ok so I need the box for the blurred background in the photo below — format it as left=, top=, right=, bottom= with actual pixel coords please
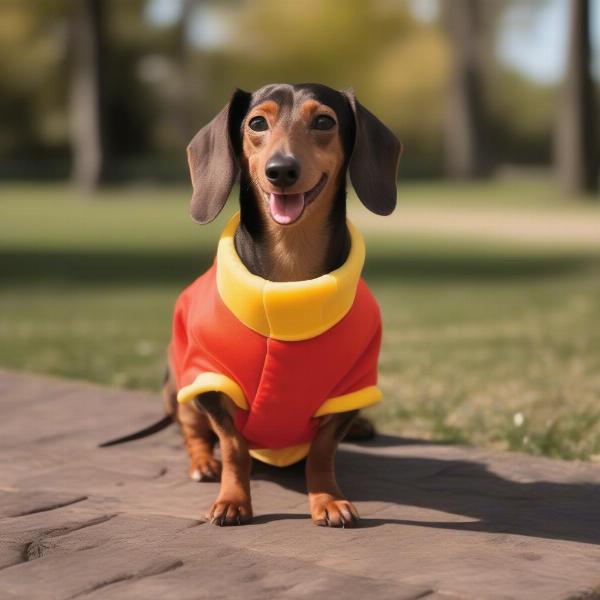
left=1, top=0, right=599, bottom=459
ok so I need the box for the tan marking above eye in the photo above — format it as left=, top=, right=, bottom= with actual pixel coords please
left=299, top=100, right=336, bottom=126
left=246, top=101, right=279, bottom=126
left=300, top=100, right=321, bottom=119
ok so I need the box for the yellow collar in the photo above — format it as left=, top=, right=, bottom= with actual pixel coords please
left=216, top=212, right=365, bottom=341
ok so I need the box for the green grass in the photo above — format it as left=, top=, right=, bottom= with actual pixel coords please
left=2, top=181, right=600, bottom=460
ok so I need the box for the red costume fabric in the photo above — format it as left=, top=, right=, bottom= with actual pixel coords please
left=169, top=214, right=382, bottom=466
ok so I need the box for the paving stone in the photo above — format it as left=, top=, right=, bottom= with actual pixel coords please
left=1, top=369, right=599, bottom=599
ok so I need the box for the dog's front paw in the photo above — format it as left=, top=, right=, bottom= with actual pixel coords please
left=207, top=495, right=253, bottom=526
left=189, top=455, right=222, bottom=482
left=310, top=494, right=359, bottom=528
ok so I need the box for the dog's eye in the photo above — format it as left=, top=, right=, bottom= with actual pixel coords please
left=248, top=116, right=268, bottom=132
left=312, top=115, right=336, bottom=131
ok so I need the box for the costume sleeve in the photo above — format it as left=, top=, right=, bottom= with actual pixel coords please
left=168, top=288, right=192, bottom=391
left=315, top=318, right=383, bottom=417
left=169, top=281, right=248, bottom=410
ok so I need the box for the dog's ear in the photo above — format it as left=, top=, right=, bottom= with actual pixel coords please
left=187, top=89, right=251, bottom=224
left=344, top=91, right=401, bottom=215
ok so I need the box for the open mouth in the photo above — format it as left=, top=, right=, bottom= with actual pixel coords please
left=266, top=174, right=327, bottom=225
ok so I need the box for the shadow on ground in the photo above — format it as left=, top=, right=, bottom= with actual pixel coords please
left=1, top=249, right=597, bottom=286
left=251, top=436, right=600, bottom=545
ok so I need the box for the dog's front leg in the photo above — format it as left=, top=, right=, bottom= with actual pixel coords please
left=306, top=410, right=360, bottom=528
left=194, top=392, right=253, bottom=526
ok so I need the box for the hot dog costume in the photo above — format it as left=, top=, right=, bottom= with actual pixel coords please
left=170, top=212, right=382, bottom=467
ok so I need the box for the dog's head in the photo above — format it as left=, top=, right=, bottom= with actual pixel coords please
left=187, top=83, right=401, bottom=226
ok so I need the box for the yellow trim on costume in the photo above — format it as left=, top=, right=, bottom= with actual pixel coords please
left=314, top=386, right=382, bottom=417
left=216, top=212, right=365, bottom=341
left=177, top=372, right=248, bottom=409
left=249, top=444, right=310, bottom=467
left=248, top=387, right=382, bottom=467
left=177, top=379, right=381, bottom=467
left=248, top=386, right=381, bottom=467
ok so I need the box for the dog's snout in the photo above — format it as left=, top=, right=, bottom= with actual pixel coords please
left=265, top=154, right=300, bottom=187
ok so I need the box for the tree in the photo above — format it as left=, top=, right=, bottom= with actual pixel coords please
left=555, top=0, right=598, bottom=196
left=172, top=0, right=195, bottom=145
left=67, top=0, right=107, bottom=191
left=443, top=0, right=491, bottom=179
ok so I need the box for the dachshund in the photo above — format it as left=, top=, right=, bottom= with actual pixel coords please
left=102, top=83, right=401, bottom=528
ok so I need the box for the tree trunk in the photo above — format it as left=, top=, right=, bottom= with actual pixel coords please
left=555, top=0, right=598, bottom=196
left=173, top=0, right=195, bottom=146
left=67, top=0, right=107, bottom=192
left=443, top=0, right=490, bottom=179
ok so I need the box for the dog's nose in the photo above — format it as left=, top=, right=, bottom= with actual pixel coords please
left=265, top=154, right=300, bottom=187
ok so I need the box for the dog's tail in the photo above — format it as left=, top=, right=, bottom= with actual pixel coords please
left=98, top=414, right=173, bottom=448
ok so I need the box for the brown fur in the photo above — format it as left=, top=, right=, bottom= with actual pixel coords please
left=241, top=99, right=345, bottom=281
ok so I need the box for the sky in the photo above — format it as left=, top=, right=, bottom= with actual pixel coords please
left=498, top=0, right=600, bottom=83
left=146, top=0, right=600, bottom=84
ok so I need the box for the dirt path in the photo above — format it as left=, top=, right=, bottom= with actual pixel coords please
left=353, top=205, right=600, bottom=249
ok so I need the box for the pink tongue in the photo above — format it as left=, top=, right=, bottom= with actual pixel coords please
left=269, top=193, right=304, bottom=224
